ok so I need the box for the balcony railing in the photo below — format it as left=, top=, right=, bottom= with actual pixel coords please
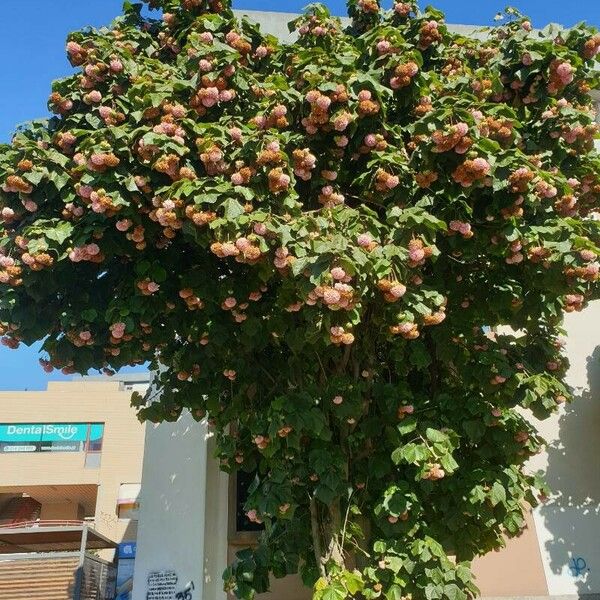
left=0, top=518, right=95, bottom=529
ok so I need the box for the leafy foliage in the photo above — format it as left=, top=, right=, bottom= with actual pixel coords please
left=0, top=0, right=599, bottom=597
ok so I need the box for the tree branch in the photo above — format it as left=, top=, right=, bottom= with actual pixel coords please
left=309, top=494, right=326, bottom=579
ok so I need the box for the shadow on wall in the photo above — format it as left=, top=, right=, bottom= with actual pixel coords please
left=540, top=345, right=600, bottom=594
left=121, top=519, right=138, bottom=542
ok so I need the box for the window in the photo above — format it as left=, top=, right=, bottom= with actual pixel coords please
left=118, top=503, right=139, bottom=520
left=235, top=470, right=264, bottom=533
left=228, top=469, right=264, bottom=546
left=117, top=483, right=141, bottom=520
left=84, top=423, right=104, bottom=469
left=85, top=424, right=104, bottom=452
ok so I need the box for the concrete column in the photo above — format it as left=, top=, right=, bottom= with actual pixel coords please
left=131, top=412, right=209, bottom=600
left=203, top=435, right=229, bottom=600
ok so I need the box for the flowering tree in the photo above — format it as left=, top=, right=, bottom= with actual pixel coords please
left=1, top=0, right=599, bottom=597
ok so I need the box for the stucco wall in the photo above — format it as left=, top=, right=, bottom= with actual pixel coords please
left=529, top=301, right=600, bottom=596
left=131, top=412, right=211, bottom=600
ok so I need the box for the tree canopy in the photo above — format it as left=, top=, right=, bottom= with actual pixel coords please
left=0, top=0, right=599, bottom=598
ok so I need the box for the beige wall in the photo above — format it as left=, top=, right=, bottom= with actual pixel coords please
left=39, top=501, right=81, bottom=522
left=0, top=379, right=146, bottom=546
left=472, top=510, right=549, bottom=596
left=529, top=301, right=600, bottom=596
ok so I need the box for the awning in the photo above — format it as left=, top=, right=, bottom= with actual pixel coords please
left=0, top=525, right=117, bottom=554
left=117, top=483, right=141, bottom=505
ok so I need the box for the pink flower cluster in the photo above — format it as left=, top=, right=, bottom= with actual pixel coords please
left=329, top=326, right=355, bottom=345
left=292, top=148, right=317, bottom=180
left=273, top=247, right=293, bottom=269
left=505, top=240, right=524, bottom=265
left=564, top=294, right=584, bottom=312
left=199, top=145, right=227, bottom=175
left=432, top=122, right=471, bottom=154
left=110, top=322, right=126, bottom=339
left=83, top=90, right=102, bottom=104
left=223, top=369, right=236, bottom=381
left=318, top=185, right=345, bottom=207
left=86, top=152, right=120, bottom=173
left=452, top=157, right=491, bottom=187
left=137, top=279, right=160, bottom=295
left=309, top=279, right=355, bottom=310
left=68, top=243, right=101, bottom=262
left=153, top=120, right=186, bottom=145
left=66, top=40, right=87, bottom=65
left=448, top=220, right=473, bottom=238
left=548, top=60, right=574, bottom=94
left=357, top=233, right=378, bottom=252
left=393, top=2, right=412, bottom=16
left=535, top=180, right=558, bottom=199
left=362, top=134, right=387, bottom=152
left=268, top=168, right=291, bottom=194
left=56, top=131, right=77, bottom=153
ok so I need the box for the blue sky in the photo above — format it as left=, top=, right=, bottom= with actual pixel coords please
left=0, top=0, right=599, bottom=390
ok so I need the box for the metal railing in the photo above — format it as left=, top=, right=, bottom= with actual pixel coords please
left=0, top=518, right=95, bottom=529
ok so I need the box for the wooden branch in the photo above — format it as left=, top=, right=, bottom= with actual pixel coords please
left=309, top=494, right=326, bottom=579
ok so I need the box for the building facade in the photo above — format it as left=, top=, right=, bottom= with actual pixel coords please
left=0, top=374, right=149, bottom=553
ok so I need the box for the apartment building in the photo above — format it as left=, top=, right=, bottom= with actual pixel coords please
left=0, top=374, right=149, bottom=600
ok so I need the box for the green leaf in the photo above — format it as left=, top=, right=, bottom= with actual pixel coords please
left=343, top=570, right=364, bottom=594
left=386, top=584, right=404, bottom=600
left=425, top=583, right=443, bottom=600
left=439, top=454, right=459, bottom=473
left=392, top=443, right=428, bottom=465
left=409, top=342, right=431, bottom=369
left=455, top=564, right=472, bottom=584
left=425, top=428, right=447, bottom=444
left=463, top=420, right=485, bottom=441
left=45, top=222, right=73, bottom=245
left=135, top=260, right=151, bottom=276
left=398, top=416, right=417, bottom=435
left=322, top=582, right=347, bottom=600
left=81, top=309, right=98, bottom=322
left=490, top=482, right=506, bottom=506
left=151, top=264, right=168, bottom=283
left=218, top=192, right=243, bottom=215
left=443, top=583, right=466, bottom=600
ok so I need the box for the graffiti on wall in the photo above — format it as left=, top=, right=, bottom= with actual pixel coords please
left=146, top=571, right=178, bottom=599
left=569, top=556, right=590, bottom=578
left=146, top=571, right=195, bottom=600
left=175, top=582, right=195, bottom=600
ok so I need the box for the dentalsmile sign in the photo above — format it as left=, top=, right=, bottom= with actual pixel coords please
left=0, top=423, right=104, bottom=453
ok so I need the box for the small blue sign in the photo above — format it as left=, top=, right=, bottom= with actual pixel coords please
left=118, top=542, right=137, bottom=559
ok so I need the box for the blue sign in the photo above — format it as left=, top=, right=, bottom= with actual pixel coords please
left=89, top=424, right=104, bottom=442
left=0, top=423, right=87, bottom=442
left=118, top=542, right=137, bottom=559
left=0, top=423, right=104, bottom=453
left=116, top=541, right=137, bottom=600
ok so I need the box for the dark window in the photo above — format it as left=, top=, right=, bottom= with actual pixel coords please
left=236, top=470, right=264, bottom=532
